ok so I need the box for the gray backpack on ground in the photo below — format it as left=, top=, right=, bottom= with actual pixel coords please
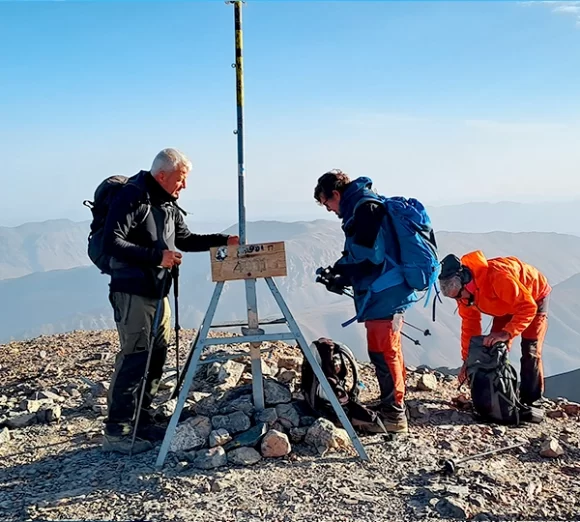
left=464, top=335, right=543, bottom=425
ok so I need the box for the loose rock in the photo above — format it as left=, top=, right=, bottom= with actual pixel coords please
left=417, top=374, right=438, bottom=391
left=264, top=378, right=292, bottom=405
left=540, top=438, right=564, bottom=458
left=169, top=415, right=212, bottom=452
left=277, top=356, right=302, bottom=371
left=254, top=408, right=278, bottom=425
left=0, top=427, right=11, bottom=444
left=305, top=418, right=352, bottom=455
left=5, top=412, right=37, bottom=429
left=212, top=411, right=251, bottom=434
left=192, top=447, right=227, bottom=470
left=261, top=429, right=291, bottom=458
left=216, top=360, right=245, bottom=391
left=228, top=447, right=262, bottom=466
left=223, top=422, right=267, bottom=451
left=209, top=428, right=232, bottom=448
left=275, top=403, right=300, bottom=429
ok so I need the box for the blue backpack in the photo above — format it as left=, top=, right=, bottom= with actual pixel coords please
left=382, top=195, right=440, bottom=295
left=341, top=195, right=440, bottom=327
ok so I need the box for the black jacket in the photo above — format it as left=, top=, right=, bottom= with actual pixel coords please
left=102, top=170, right=229, bottom=298
left=332, top=200, right=387, bottom=279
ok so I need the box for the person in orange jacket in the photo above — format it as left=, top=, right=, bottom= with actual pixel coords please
left=437, top=250, right=551, bottom=405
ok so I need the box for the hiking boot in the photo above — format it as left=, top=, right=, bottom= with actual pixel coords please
left=102, top=433, right=153, bottom=454
left=376, top=404, right=409, bottom=433
left=136, top=422, right=168, bottom=442
left=351, top=417, right=388, bottom=434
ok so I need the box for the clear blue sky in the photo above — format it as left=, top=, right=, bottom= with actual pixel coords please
left=1, top=1, right=580, bottom=226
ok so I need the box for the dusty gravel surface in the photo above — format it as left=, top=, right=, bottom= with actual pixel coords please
left=1, top=330, right=579, bottom=522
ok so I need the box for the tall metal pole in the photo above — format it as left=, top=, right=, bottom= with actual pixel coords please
left=233, top=0, right=246, bottom=245
left=231, top=0, right=265, bottom=409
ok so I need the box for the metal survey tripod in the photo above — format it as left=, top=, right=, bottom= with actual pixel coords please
left=315, top=266, right=431, bottom=345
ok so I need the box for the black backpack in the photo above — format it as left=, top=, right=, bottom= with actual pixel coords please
left=300, top=338, right=384, bottom=432
left=83, top=174, right=149, bottom=275
left=463, top=335, right=543, bottom=425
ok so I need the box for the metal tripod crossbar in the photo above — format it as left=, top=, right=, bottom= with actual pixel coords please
left=154, top=1, right=368, bottom=469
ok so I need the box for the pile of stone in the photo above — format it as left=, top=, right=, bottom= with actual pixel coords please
left=163, top=350, right=354, bottom=469
left=0, top=390, right=63, bottom=444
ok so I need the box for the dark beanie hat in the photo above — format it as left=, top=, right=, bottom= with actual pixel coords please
left=439, top=254, right=463, bottom=280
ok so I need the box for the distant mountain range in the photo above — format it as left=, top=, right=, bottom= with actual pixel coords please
left=3, top=198, right=580, bottom=280
left=0, top=218, right=234, bottom=280
left=0, top=219, right=91, bottom=280
left=1, top=218, right=580, bottom=378
left=427, top=200, right=580, bottom=236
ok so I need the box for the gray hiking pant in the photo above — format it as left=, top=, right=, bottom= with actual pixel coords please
left=105, top=292, right=171, bottom=436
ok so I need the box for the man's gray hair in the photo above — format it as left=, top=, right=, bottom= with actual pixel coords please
left=151, top=148, right=192, bottom=175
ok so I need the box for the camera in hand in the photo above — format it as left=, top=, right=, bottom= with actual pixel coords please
left=315, top=266, right=349, bottom=295
left=315, top=265, right=335, bottom=285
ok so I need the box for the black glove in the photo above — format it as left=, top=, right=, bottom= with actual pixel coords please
left=315, top=266, right=335, bottom=285
left=316, top=265, right=351, bottom=295
left=326, top=273, right=349, bottom=295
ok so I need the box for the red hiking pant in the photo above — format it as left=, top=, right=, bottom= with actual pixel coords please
left=491, top=295, right=549, bottom=404
left=365, top=317, right=406, bottom=406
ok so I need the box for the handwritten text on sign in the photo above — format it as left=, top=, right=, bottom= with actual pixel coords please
left=210, top=241, right=287, bottom=282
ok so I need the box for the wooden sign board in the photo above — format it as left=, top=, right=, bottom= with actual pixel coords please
left=210, top=241, right=287, bottom=282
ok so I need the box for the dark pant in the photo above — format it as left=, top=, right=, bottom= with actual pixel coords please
left=105, top=292, right=171, bottom=436
left=365, top=315, right=406, bottom=409
left=491, top=295, right=549, bottom=405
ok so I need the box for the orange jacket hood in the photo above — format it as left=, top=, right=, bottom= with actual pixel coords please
left=456, top=250, right=551, bottom=360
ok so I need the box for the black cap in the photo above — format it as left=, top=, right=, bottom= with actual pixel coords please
left=439, top=254, right=462, bottom=280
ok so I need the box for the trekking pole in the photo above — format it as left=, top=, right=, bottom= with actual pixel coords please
left=401, top=331, right=422, bottom=345
left=172, top=265, right=181, bottom=386
left=403, top=321, right=431, bottom=337
left=440, top=441, right=528, bottom=474
left=316, top=272, right=430, bottom=346
left=130, top=269, right=169, bottom=456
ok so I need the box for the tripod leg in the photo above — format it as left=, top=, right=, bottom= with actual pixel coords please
left=155, top=281, right=224, bottom=469
left=265, top=277, right=369, bottom=461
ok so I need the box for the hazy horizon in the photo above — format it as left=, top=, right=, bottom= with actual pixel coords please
left=4, top=196, right=580, bottom=230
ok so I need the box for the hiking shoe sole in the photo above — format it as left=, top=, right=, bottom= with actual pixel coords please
left=102, top=434, right=153, bottom=454
left=382, top=420, right=409, bottom=433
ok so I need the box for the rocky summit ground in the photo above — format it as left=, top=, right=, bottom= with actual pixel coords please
left=1, top=329, right=579, bottom=522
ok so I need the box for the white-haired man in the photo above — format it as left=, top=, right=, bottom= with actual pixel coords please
left=101, top=148, right=239, bottom=454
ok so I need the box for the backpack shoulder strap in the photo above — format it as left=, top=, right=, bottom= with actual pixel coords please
left=334, top=342, right=360, bottom=399
left=119, top=175, right=153, bottom=226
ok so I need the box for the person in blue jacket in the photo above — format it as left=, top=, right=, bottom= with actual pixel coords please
left=314, top=169, right=416, bottom=432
